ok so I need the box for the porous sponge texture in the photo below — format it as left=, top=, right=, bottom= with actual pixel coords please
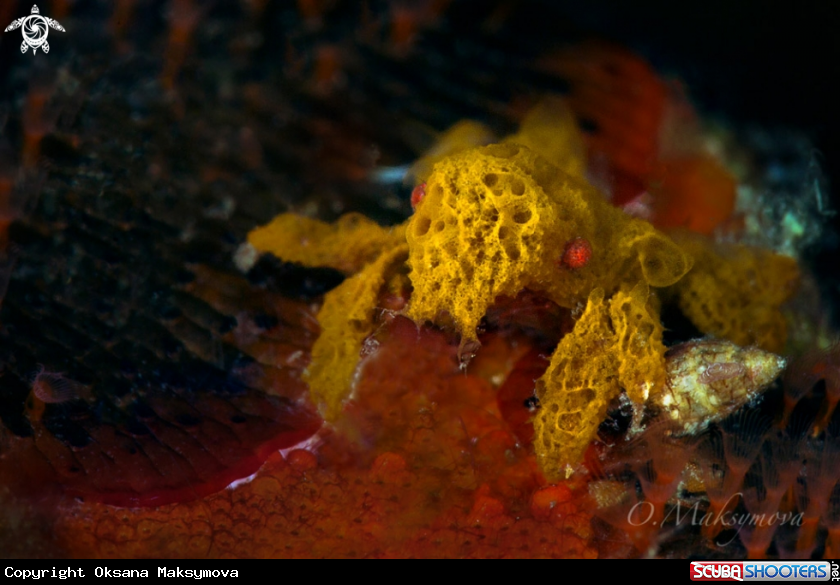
left=610, top=282, right=666, bottom=404
left=534, top=288, right=618, bottom=479
left=247, top=212, right=407, bottom=275
left=306, top=245, right=409, bottom=420
left=670, top=233, right=800, bottom=353
left=504, top=97, right=586, bottom=179
left=405, top=143, right=692, bottom=341
left=534, top=284, right=666, bottom=478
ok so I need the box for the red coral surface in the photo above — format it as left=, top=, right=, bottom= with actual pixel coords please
left=46, top=317, right=596, bottom=558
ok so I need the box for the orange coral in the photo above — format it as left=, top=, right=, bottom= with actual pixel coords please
left=537, top=44, right=737, bottom=235
left=537, top=42, right=667, bottom=182
left=52, top=319, right=597, bottom=559
left=651, top=156, right=737, bottom=235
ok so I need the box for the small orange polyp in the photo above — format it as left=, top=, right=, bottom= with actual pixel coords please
left=411, top=182, right=426, bottom=209
left=560, top=237, right=592, bottom=270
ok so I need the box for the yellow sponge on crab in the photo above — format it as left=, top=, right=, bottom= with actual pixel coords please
left=534, top=283, right=667, bottom=479
left=504, top=97, right=586, bottom=178
left=306, top=244, right=409, bottom=420
left=405, top=143, right=692, bottom=341
left=247, top=212, right=407, bottom=275
left=534, top=288, right=618, bottom=479
left=670, top=232, right=800, bottom=353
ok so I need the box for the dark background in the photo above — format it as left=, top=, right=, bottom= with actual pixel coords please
left=490, top=0, right=840, bottom=188
left=1, top=0, right=839, bottom=294
left=2, top=0, right=838, bottom=183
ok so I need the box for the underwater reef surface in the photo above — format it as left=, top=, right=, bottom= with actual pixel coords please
left=0, top=0, right=839, bottom=559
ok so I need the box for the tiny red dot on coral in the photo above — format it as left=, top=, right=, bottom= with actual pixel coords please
left=410, top=182, right=426, bottom=209
left=286, top=449, right=318, bottom=472
left=530, top=485, right=573, bottom=520
left=560, top=237, right=592, bottom=270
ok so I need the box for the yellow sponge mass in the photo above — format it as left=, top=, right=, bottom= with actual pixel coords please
left=534, top=288, right=618, bottom=479
left=245, top=120, right=799, bottom=476
left=504, top=97, right=586, bottom=178
left=247, top=212, right=407, bottom=275
left=534, top=283, right=667, bottom=479
left=610, top=282, right=667, bottom=405
left=306, top=244, right=409, bottom=420
left=671, top=232, right=799, bottom=353
left=405, top=143, right=692, bottom=341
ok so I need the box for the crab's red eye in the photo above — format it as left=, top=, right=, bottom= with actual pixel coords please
left=411, top=182, right=426, bottom=209
left=559, top=237, right=592, bottom=270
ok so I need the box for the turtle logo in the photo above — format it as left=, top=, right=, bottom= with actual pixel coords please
left=4, top=5, right=65, bottom=55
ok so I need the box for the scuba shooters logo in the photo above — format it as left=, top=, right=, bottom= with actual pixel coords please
left=692, top=563, right=745, bottom=582
left=691, top=561, right=836, bottom=582
left=4, top=5, right=65, bottom=54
